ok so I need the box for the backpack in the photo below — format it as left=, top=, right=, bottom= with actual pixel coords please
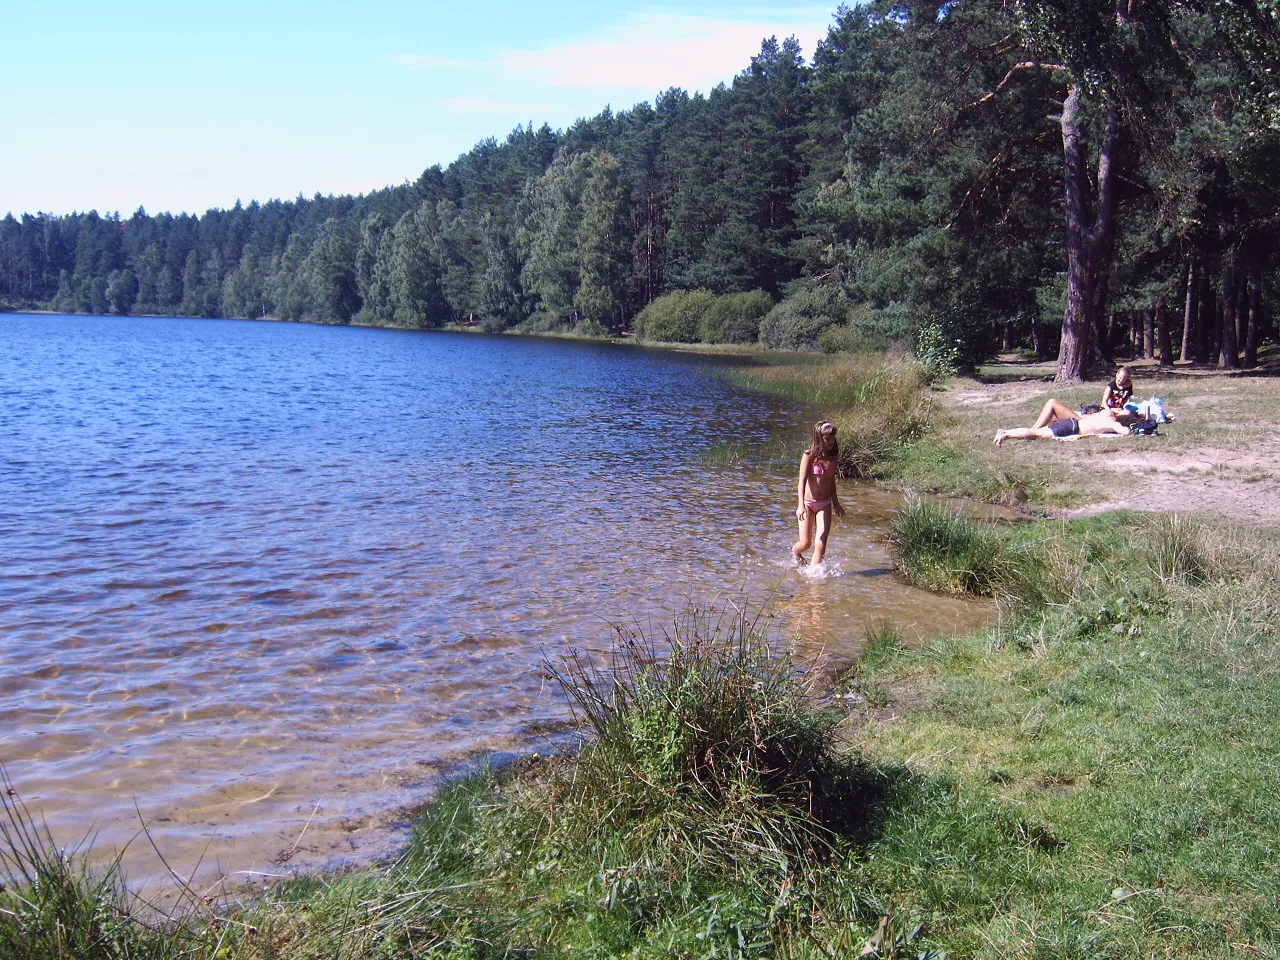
left=1129, top=419, right=1159, bottom=436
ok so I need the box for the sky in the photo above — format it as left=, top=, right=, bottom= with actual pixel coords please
left=1, top=1, right=837, bottom=218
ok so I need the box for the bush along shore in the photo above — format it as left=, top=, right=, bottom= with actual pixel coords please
left=5, top=355, right=1280, bottom=958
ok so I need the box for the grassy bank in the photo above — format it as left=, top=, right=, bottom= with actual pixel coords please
left=5, top=353, right=1279, bottom=957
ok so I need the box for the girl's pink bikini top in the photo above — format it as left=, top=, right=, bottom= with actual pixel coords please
left=811, top=458, right=835, bottom=477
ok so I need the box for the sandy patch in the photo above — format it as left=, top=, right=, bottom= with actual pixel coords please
left=939, top=365, right=1280, bottom=528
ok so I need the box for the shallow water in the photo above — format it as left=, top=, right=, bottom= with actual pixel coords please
left=0, top=314, right=988, bottom=887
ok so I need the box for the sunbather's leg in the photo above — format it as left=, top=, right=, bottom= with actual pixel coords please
left=1032, top=399, right=1078, bottom=429
left=995, top=427, right=1055, bottom=446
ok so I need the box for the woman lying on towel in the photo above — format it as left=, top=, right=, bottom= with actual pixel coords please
left=994, top=399, right=1130, bottom=447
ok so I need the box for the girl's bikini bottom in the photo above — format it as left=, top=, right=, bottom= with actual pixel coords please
left=805, top=497, right=833, bottom=512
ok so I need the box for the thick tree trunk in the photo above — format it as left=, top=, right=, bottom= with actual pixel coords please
left=1056, top=85, right=1120, bottom=383
left=1143, top=308, right=1156, bottom=359
left=1180, top=257, right=1196, bottom=363
left=1157, top=298, right=1173, bottom=366
left=1130, top=311, right=1142, bottom=358
left=1245, top=266, right=1261, bottom=368
left=1219, top=267, right=1240, bottom=369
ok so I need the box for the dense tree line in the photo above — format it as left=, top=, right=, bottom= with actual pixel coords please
left=2, top=0, right=1276, bottom=379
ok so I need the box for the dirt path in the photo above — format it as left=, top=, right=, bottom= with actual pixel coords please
left=940, top=361, right=1280, bottom=528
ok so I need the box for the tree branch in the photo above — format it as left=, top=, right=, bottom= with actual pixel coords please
left=956, top=61, right=1070, bottom=115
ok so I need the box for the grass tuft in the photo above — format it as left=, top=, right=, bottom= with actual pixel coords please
left=889, top=495, right=1031, bottom=598
left=0, top=771, right=205, bottom=960
left=548, top=610, right=872, bottom=867
left=1144, top=513, right=1208, bottom=584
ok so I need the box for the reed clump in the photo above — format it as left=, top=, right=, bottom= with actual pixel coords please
left=888, top=495, right=1038, bottom=598
left=548, top=613, right=866, bottom=867
left=730, top=353, right=934, bottom=478
left=0, top=774, right=207, bottom=960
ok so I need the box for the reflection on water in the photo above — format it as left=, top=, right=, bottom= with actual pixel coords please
left=0, top=314, right=989, bottom=886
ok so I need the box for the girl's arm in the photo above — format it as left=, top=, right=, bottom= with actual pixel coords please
left=796, top=452, right=812, bottom=517
left=832, top=473, right=846, bottom=517
left=1102, top=383, right=1115, bottom=408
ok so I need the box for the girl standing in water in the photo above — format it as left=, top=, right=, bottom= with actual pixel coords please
left=793, top=420, right=845, bottom=566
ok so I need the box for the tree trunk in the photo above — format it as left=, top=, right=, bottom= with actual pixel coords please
left=1031, top=315, right=1048, bottom=358
left=1235, top=269, right=1248, bottom=350
left=1157, top=298, right=1173, bottom=366
left=1002, top=321, right=1016, bottom=352
left=1219, top=267, right=1240, bottom=369
left=1056, top=87, right=1119, bottom=383
left=1142, top=308, right=1156, bottom=359
left=1180, top=257, right=1196, bottom=363
left=1245, top=266, right=1261, bottom=368
left=1096, top=310, right=1115, bottom=365
left=1196, top=276, right=1213, bottom=364
left=1130, top=311, right=1142, bottom=358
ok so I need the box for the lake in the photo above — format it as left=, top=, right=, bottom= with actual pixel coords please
left=0, top=314, right=986, bottom=886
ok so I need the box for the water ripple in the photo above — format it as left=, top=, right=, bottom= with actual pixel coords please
left=0, top=315, right=989, bottom=887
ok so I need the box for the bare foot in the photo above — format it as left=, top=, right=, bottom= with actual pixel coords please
left=994, top=429, right=1008, bottom=447
left=792, top=550, right=807, bottom=566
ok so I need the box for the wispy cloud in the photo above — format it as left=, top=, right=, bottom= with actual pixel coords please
left=391, top=54, right=484, bottom=71
left=393, top=9, right=832, bottom=94
left=440, top=95, right=563, bottom=115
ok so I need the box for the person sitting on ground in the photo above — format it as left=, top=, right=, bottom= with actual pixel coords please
left=1103, top=366, right=1134, bottom=411
left=994, top=400, right=1129, bottom=446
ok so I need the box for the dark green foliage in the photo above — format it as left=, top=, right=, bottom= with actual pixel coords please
left=0, top=3, right=1274, bottom=370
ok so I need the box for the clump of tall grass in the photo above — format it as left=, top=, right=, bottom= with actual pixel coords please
left=0, top=772, right=207, bottom=960
left=1144, top=513, right=1208, bottom=584
left=547, top=611, right=867, bottom=870
left=730, top=353, right=934, bottom=478
left=889, top=496, right=1052, bottom=601
left=729, top=353, right=923, bottom=410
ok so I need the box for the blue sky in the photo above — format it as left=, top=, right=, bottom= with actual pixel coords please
left=1, top=2, right=836, bottom=218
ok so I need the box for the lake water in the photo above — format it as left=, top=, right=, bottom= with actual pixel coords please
left=0, top=314, right=987, bottom=888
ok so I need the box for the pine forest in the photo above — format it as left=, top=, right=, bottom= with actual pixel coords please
left=2, top=0, right=1277, bottom=381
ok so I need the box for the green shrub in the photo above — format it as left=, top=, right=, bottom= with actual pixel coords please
left=817, top=323, right=870, bottom=354
left=518, top=309, right=570, bottom=334
left=699, top=290, right=773, bottom=344
left=913, top=317, right=961, bottom=382
left=758, top=284, right=852, bottom=349
left=574, top=316, right=611, bottom=338
left=633, top=288, right=715, bottom=342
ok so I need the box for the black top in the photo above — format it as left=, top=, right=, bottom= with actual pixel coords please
left=1106, top=379, right=1133, bottom=408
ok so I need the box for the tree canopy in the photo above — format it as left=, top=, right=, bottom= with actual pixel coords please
left=2, top=1, right=1275, bottom=377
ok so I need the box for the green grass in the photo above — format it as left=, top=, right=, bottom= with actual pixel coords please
left=852, top=514, right=1280, bottom=957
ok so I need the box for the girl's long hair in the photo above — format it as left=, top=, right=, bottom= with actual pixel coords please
left=807, top=421, right=839, bottom=461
